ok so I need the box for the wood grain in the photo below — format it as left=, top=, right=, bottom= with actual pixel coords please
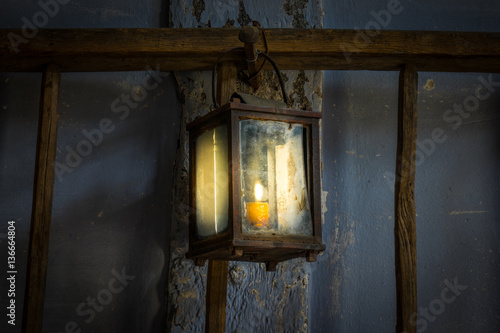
left=394, top=64, right=418, bottom=333
left=1, top=29, right=500, bottom=72
left=216, top=62, right=237, bottom=107
left=206, top=260, right=229, bottom=333
left=22, top=64, right=60, bottom=333
left=205, top=62, right=236, bottom=333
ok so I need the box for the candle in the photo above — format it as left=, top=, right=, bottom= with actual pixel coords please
left=247, top=183, right=270, bottom=228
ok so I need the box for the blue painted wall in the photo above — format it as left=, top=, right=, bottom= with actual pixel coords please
left=312, top=0, right=500, bottom=332
left=0, top=1, right=178, bottom=332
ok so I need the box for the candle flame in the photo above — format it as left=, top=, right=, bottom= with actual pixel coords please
left=255, top=183, right=263, bottom=201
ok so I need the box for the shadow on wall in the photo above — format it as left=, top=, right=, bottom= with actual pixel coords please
left=0, top=70, right=182, bottom=332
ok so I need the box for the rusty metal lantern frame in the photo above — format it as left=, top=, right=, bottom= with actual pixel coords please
left=186, top=48, right=325, bottom=271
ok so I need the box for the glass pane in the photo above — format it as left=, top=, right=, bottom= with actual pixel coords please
left=195, top=125, right=229, bottom=239
left=240, top=119, right=313, bottom=236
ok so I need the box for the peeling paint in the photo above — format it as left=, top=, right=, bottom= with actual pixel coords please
left=238, top=0, right=251, bottom=26
left=290, top=70, right=312, bottom=110
left=321, top=190, right=328, bottom=224
left=192, top=0, right=205, bottom=23
left=424, top=78, right=436, bottom=91
left=283, top=0, right=310, bottom=28
left=229, top=264, right=247, bottom=285
left=171, top=0, right=323, bottom=29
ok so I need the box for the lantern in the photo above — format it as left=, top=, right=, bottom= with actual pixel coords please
left=186, top=53, right=325, bottom=270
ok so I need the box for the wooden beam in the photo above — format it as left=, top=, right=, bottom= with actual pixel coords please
left=22, top=64, right=61, bottom=333
left=394, top=64, right=418, bottom=333
left=205, top=61, right=236, bottom=333
left=1, top=29, right=500, bottom=73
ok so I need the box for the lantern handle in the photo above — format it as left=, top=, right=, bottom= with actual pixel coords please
left=211, top=49, right=289, bottom=109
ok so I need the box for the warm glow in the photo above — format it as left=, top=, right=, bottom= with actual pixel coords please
left=247, top=202, right=269, bottom=228
left=195, top=125, right=229, bottom=239
left=213, top=130, right=217, bottom=233
left=254, top=183, right=263, bottom=201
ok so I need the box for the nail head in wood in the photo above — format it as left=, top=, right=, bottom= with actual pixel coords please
left=239, top=26, right=259, bottom=44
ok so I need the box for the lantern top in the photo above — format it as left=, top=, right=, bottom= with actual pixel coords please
left=186, top=100, right=322, bottom=132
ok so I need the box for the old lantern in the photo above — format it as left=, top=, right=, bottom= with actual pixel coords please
left=186, top=52, right=325, bottom=270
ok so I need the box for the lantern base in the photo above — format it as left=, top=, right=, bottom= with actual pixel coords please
left=186, top=238, right=325, bottom=270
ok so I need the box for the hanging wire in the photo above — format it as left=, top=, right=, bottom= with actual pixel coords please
left=211, top=48, right=288, bottom=109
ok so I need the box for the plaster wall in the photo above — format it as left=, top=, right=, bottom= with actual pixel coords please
left=312, top=1, right=500, bottom=332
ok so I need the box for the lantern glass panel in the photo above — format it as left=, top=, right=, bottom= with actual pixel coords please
left=195, top=124, right=229, bottom=239
left=239, top=119, right=313, bottom=236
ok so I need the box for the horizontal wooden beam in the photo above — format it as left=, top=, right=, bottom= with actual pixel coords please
left=1, top=28, right=500, bottom=73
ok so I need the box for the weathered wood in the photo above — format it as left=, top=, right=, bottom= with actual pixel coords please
left=22, top=64, right=60, bottom=333
left=394, top=64, right=418, bottom=333
left=216, top=62, right=237, bottom=106
left=1, top=29, right=500, bottom=72
left=206, top=260, right=229, bottom=333
left=205, top=62, right=236, bottom=333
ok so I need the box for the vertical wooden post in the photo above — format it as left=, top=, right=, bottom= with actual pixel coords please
left=394, top=64, right=418, bottom=333
left=205, top=260, right=229, bottom=333
left=22, top=64, right=61, bottom=333
left=205, top=61, right=236, bottom=333
left=216, top=61, right=237, bottom=107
